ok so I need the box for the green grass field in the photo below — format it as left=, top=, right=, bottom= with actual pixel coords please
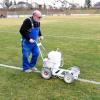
left=0, top=16, right=100, bottom=100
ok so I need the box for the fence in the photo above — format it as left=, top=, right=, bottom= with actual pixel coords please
left=0, top=8, right=100, bottom=18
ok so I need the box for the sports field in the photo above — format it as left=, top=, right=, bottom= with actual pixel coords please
left=0, top=16, right=100, bottom=100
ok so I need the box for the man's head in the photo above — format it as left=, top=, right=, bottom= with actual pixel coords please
left=32, top=10, right=42, bottom=22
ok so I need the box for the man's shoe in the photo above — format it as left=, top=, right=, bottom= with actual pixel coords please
left=32, top=67, right=38, bottom=71
left=24, top=69, right=32, bottom=73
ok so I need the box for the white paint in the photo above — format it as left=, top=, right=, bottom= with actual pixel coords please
left=0, top=64, right=40, bottom=73
left=0, top=30, right=100, bottom=41
left=45, top=35, right=100, bottom=41
left=0, top=64, right=100, bottom=85
left=0, top=64, right=22, bottom=70
left=78, top=78, right=100, bottom=85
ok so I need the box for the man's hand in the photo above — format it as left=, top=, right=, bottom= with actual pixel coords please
left=39, top=36, right=44, bottom=41
left=29, top=39, right=35, bottom=43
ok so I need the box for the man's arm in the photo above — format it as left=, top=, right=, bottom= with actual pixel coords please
left=38, top=23, right=43, bottom=41
left=39, top=29, right=42, bottom=36
left=38, top=29, right=43, bottom=41
left=19, top=18, right=32, bottom=41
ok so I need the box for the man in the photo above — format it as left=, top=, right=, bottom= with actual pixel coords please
left=19, top=10, right=43, bottom=73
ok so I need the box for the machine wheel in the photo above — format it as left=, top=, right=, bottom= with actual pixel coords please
left=64, top=73, right=74, bottom=83
left=41, top=67, right=52, bottom=79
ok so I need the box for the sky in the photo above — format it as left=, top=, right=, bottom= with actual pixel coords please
left=67, top=0, right=100, bottom=6
left=0, top=0, right=100, bottom=6
left=34, top=0, right=100, bottom=6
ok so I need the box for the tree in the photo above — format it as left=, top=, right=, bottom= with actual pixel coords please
left=14, top=0, right=16, bottom=5
left=85, top=0, right=91, bottom=8
left=3, top=0, right=12, bottom=8
left=94, top=2, right=100, bottom=8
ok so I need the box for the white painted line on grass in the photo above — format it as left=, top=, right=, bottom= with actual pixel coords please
left=0, top=63, right=100, bottom=85
left=78, top=78, right=100, bottom=85
left=0, top=64, right=22, bottom=70
left=45, top=35, right=100, bottom=41
left=0, top=30, right=100, bottom=41
left=0, top=64, right=40, bottom=73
